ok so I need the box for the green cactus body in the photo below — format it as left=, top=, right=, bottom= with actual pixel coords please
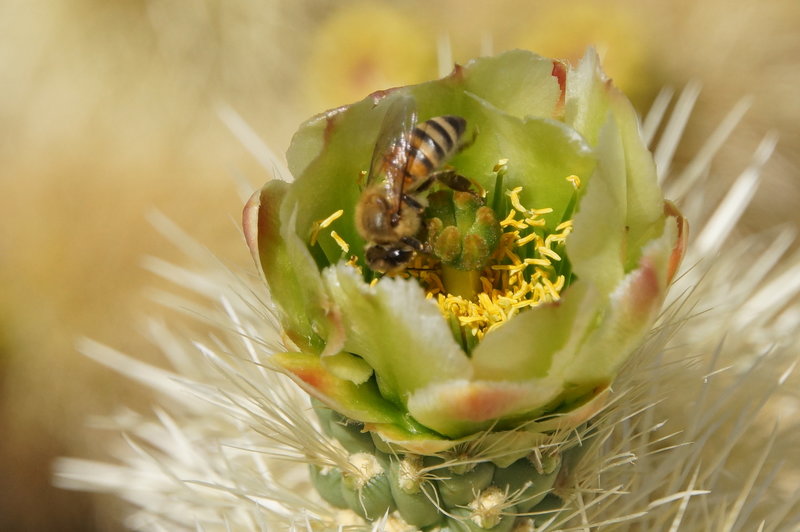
left=310, top=405, right=568, bottom=529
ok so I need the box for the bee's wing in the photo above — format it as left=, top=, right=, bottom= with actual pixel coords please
left=366, top=95, right=417, bottom=204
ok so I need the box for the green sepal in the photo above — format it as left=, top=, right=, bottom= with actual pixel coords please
left=271, top=352, right=403, bottom=425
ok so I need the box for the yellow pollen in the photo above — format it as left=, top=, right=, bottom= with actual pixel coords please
left=493, top=158, right=509, bottom=172
left=330, top=231, right=350, bottom=253
left=555, top=220, right=573, bottom=232
left=317, top=176, right=576, bottom=346
left=566, top=174, right=581, bottom=189
left=420, top=182, right=575, bottom=342
left=537, top=246, right=561, bottom=261
left=507, top=187, right=527, bottom=213
left=515, top=232, right=539, bottom=246
left=309, top=209, right=345, bottom=246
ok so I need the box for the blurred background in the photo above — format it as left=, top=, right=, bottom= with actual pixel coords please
left=1, top=0, right=798, bottom=529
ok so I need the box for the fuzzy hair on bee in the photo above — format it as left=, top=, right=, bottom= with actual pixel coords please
left=355, top=95, right=468, bottom=273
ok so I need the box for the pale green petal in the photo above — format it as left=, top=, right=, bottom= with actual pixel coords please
left=609, top=88, right=666, bottom=269
left=322, top=264, right=471, bottom=404
left=470, top=282, right=599, bottom=381
left=457, top=94, right=596, bottom=228
left=461, top=50, right=562, bottom=120
left=285, top=100, right=383, bottom=266
left=554, top=218, right=679, bottom=389
left=243, top=181, right=339, bottom=353
left=564, top=48, right=666, bottom=271
left=320, top=351, right=374, bottom=385
left=567, top=116, right=627, bottom=296
left=564, top=48, right=611, bottom=147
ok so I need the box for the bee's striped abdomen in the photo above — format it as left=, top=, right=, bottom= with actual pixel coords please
left=406, top=115, right=467, bottom=178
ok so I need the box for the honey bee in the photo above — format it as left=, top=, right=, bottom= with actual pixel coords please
left=355, top=95, right=470, bottom=273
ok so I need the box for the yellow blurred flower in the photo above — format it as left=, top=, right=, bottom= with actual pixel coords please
left=304, top=2, right=437, bottom=110
left=510, top=1, right=655, bottom=105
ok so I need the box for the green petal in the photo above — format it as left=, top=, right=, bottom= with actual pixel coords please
left=554, top=217, right=680, bottom=389
left=564, top=49, right=611, bottom=147
left=457, top=93, right=596, bottom=228
left=470, top=282, right=600, bottom=382
left=243, top=181, right=337, bottom=352
left=564, top=48, right=666, bottom=271
left=320, top=351, right=374, bottom=385
left=322, top=264, right=471, bottom=405
left=609, top=87, right=666, bottom=269
left=461, top=50, right=562, bottom=120
left=567, top=116, right=627, bottom=297
left=285, top=100, right=382, bottom=267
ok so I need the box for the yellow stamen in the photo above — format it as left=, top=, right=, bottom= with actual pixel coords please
left=566, top=174, right=581, bottom=189
left=314, top=177, right=577, bottom=346
left=555, top=220, right=573, bottom=232
left=515, top=232, right=540, bottom=246
left=507, top=187, right=527, bottom=213
left=309, top=209, right=344, bottom=246
left=422, top=180, right=576, bottom=342
left=537, top=246, right=561, bottom=261
left=493, top=158, right=509, bottom=172
left=330, top=231, right=349, bottom=253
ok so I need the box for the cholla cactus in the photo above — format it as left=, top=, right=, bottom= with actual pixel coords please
left=54, top=49, right=800, bottom=531
left=241, top=50, right=686, bottom=527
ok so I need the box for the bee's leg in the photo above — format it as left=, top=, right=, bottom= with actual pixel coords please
left=401, top=193, right=426, bottom=211
left=434, top=169, right=486, bottom=198
left=400, top=236, right=424, bottom=252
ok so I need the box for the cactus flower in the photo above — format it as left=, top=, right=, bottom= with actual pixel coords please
left=244, top=49, right=687, bottom=524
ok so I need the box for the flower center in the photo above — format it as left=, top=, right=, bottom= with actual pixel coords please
left=416, top=186, right=573, bottom=351
left=309, top=173, right=578, bottom=353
